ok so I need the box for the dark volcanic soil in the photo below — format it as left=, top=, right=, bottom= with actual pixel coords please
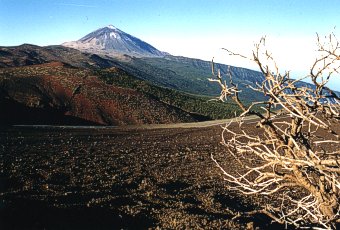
left=1, top=124, right=286, bottom=229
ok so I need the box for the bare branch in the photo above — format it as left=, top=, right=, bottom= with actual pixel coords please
left=211, top=33, right=340, bottom=229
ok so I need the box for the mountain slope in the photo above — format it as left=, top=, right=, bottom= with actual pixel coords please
left=62, top=25, right=167, bottom=57
left=98, top=67, right=243, bottom=120
left=0, top=62, right=204, bottom=125
left=0, top=44, right=101, bottom=68
left=0, top=43, right=266, bottom=101
left=0, top=43, right=136, bottom=74
left=106, top=55, right=267, bottom=101
left=2, top=43, right=328, bottom=105
left=0, top=58, right=247, bottom=126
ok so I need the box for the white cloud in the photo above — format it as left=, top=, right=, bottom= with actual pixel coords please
left=148, top=35, right=317, bottom=70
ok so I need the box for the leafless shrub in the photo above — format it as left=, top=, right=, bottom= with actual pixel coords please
left=210, top=33, right=340, bottom=229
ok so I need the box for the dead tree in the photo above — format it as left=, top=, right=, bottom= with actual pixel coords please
left=210, top=33, right=340, bottom=229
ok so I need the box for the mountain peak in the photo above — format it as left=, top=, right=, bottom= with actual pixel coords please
left=106, top=25, right=117, bottom=30
left=62, top=25, right=168, bottom=57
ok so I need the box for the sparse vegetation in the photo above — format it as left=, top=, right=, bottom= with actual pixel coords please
left=98, top=68, right=244, bottom=120
left=113, top=55, right=267, bottom=102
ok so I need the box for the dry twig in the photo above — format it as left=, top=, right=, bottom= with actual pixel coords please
left=210, top=34, right=340, bottom=229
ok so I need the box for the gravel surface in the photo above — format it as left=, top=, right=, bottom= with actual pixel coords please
left=1, top=123, right=288, bottom=229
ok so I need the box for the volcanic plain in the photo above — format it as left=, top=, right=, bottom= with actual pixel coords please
left=1, top=121, right=288, bottom=229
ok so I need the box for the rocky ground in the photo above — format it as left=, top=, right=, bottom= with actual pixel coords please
left=0, top=124, right=298, bottom=229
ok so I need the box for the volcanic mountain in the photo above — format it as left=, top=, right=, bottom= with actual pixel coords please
left=62, top=25, right=168, bottom=57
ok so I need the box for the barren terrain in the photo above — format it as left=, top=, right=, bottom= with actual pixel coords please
left=0, top=119, right=297, bottom=229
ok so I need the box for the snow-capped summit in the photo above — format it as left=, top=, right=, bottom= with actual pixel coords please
left=106, top=25, right=116, bottom=30
left=62, top=25, right=168, bottom=57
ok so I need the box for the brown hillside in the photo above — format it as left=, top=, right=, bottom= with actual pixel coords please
left=0, top=62, right=200, bottom=125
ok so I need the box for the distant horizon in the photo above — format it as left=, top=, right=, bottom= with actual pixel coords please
left=0, top=0, right=339, bottom=90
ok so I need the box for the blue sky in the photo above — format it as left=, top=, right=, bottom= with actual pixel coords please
left=1, top=0, right=339, bottom=89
